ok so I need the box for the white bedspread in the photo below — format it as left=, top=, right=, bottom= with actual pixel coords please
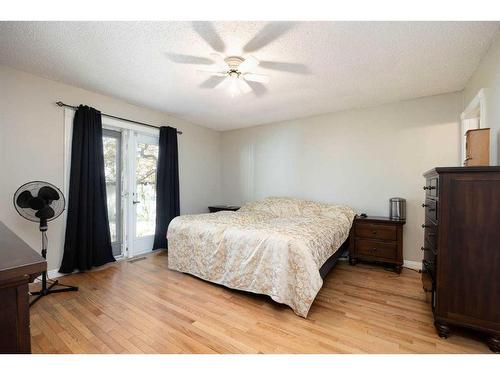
left=167, top=197, right=355, bottom=317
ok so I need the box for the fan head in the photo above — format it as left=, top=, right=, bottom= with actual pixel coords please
left=13, top=181, right=65, bottom=225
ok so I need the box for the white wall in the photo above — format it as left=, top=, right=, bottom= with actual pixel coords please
left=463, top=30, right=500, bottom=165
left=0, top=65, right=221, bottom=271
left=0, top=62, right=481, bottom=268
left=221, top=92, right=463, bottom=263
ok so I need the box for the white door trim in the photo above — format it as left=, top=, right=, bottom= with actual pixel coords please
left=460, top=88, right=487, bottom=165
left=461, top=88, right=486, bottom=125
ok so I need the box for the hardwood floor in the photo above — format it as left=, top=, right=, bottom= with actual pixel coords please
left=30, top=252, right=490, bottom=353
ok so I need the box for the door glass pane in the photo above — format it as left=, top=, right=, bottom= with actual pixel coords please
left=103, top=136, right=119, bottom=242
left=135, top=142, right=158, bottom=237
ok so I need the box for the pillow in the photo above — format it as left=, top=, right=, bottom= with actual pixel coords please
left=240, top=196, right=356, bottom=221
left=239, top=197, right=304, bottom=217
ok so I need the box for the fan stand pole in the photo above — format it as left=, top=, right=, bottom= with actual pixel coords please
left=30, top=228, right=79, bottom=306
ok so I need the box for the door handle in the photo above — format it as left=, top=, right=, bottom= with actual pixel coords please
left=132, top=200, right=141, bottom=204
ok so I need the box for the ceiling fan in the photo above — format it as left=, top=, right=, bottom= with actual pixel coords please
left=197, top=53, right=270, bottom=97
left=167, top=22, right=310, bottom=97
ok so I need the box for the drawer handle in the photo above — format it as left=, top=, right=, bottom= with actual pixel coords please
left=372, top=231, right=377, bottom=235
left=422, top=203, right=428, bottom=207
left=423, top=186, right=436, bottom=190
left=422, top=224, right=429, bottom=228
left=421, top=246, right=428, bottom=251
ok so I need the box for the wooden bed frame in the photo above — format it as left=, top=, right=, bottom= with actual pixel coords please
left=319, top=236, right=350, bottom=279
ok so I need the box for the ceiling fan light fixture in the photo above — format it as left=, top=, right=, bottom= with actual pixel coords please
left=228, top=74, right=241, bottom=97
left=195, top=54, right=270, bottom=97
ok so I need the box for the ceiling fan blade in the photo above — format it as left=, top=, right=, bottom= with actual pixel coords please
left=214, top=76, right=231, bottom=90
left=199, top=75, right=227, bottom=89
left=166, top=53, right=214, bottom=65
left=238, top=79, right=253, bottom=95
left=192, top=22, right=226, bottom=53
left=196, top=68, right=227, bottom=77
left=243, top=73, right=270, bottom=84
left=259, top=60, right=310, bottom=75
left=209, top=53, right=229, bottom=71
left=238, top=56, right=260, bottom=73
left=243, top=22, right=296, bottom=53
left=245, top=81, right=268, bottom=97
left=16, top=190, right=34, bottom=208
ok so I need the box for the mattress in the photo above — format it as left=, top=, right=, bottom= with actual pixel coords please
left=167, top=197, right=355, bottom=317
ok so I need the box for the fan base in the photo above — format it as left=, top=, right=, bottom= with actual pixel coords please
left=30, top=278, right=78, bottom=306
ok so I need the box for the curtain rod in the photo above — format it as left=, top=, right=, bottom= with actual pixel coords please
left=56, top=101, right=183, bottom=135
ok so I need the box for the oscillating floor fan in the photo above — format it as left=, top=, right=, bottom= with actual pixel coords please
left=13, top=181, right=78, bottom=306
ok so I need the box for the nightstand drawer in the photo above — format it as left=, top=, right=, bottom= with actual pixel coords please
left=356, top=239, right=397, bottom=260
left=355, top=224, right=397, bottom=241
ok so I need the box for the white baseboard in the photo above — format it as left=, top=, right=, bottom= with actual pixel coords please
left=34, top=250, right=157, bottom=283
left=404, top=260, right=422, bottom=271
left=32, top=268, right=76, bottom=283
left=48, top=269, right=72, bottom=279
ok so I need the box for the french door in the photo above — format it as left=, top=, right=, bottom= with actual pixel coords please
left=102, top=128, right=159, bottom=258
left=129, top=133, right=159, bottom=256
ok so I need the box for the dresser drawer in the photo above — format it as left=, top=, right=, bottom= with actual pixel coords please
left=355, top=239, right=397, bottom=260
left=424, top=177, right=438, bottom=197
left=421, top=266, right=434, bottom=292
left=423, top=218, right=438, bottom=250
left=355, top=224, right=397, bottom=241
left=424, top=198, right=438, bottom=222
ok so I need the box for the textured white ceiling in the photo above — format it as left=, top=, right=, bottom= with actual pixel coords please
left=0, top=21, right=498, bottom=130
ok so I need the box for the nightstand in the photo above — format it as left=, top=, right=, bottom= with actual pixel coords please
left=208, top=205, right=241, bottom=213
left=348, top=215, right=405, bottom=273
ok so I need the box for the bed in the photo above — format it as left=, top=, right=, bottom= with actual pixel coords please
left=167, top=197, right=356, bottom=317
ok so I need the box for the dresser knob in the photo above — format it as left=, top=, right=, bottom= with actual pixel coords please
left=422, top=224, right=429, bottom=228
left=372, top=231, right=377, bottom=235
left=422, top=203, right=428, bottom=207
left=421, top=246, right=428, bottom=251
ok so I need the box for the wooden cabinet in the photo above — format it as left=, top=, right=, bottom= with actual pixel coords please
left=464, top=128, right=489, bottom=166
left=348, top=216, right=405, bottom=273
left=422, top=167, right=500, bottom=352
left=0, top=222, right=46, bottom=354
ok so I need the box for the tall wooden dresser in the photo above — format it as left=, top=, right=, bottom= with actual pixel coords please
left=421, top=167, right=500, bottom=352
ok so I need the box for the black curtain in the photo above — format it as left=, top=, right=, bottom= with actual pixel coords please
left=153, top=126, right=180, bottom=250
left=59, top=105, right=115, bottom=273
